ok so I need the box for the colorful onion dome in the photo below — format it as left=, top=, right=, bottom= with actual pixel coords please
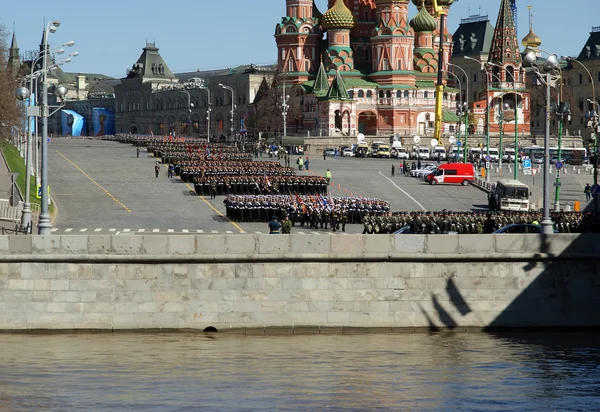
left=410, top=4, right=438, bottom=32
left=322, top=0, right=355, bottom=30
left=522, top=28, right=542, bottom=49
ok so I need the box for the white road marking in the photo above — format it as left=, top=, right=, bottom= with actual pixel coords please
left=167, top=229, right=175, bottom=233
left=226, top=231, right=233, bottom=234
left=255, top=231, right=263, bottom=234
left=138, top=229, right=145, bottom=233
left=51, top=228, right=58, bottom=232
left=297, top=231, right=306, bottom=235
left=182, top=229, right=189, bottom=233
left=109, top=229, right=116, bottom=232
left=575, top=177, right=586, bottom=189
left=312, top=231, right=320, bottom=235
left=211, top=230, right=218, bottom=234
left=123, top=229, right=131, bottom=233
left=65, top=228, right=73, bottom=232
left=239, top=231, right=246, bottom=234
left=378, top=171, right=427, bottom=212
left=94, top=228, right=102, bottom=232
left=153, top=229, right=160, bottom=233
left=196, top=230, right=204, bottom=233
left=79, top=229, right=87, bottom=232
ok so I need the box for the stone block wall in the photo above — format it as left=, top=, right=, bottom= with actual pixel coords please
left=0, top=234, right=598, bottom=332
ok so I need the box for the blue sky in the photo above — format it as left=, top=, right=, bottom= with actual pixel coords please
left=2, top=0, right=596, bottom=78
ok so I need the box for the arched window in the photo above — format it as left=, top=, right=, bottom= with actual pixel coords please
left=386, top=90, right=392, bottom=98
left=379, top=90, right=384, bottom=98
left=396, top=90, right=402, bottom=98
left=506, top=66, right=515, bottom=83
left=358, top=90, right=365, bottom=98
left=348, top=90, right=354, bottom=98
left=367, top=90, right=373, bottom=98
left=404, top=90, right=409, bottom=98
left=424, top=91, right=429, bottom=98
left=443, top=92, right=449, bottom=100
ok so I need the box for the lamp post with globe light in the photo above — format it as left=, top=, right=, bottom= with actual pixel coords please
left=219, top=83, right=235, bottom=140
left=523, top=50, right=561, bottom=234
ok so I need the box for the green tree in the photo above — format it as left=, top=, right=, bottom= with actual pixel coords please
left=0, top=22, right=20, bottom=141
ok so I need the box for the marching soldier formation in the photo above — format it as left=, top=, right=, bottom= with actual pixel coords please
left=364, top=210, right=595, bottom=234
left=224, top=195, right=390, bottom=231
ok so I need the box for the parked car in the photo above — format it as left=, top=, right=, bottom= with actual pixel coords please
left=325, top=147, right=336, bottom=156
left=411, top=164, right=437, bottom=178
left=533, top=156, right=544, bottom=164
left=425, top=163, right=475, bottom=186
left=493, top=223, right=558, bottom=234
left=342, top=148, right=355, bottom=157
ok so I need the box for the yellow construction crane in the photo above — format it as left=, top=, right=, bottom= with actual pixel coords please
left=432, top=0, right=445, bottom=146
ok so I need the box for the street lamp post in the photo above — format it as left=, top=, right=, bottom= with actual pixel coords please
left=219, top=84, right=235, bottom=140
left=464, top=55, right=492, bottom=180
left=180, top=89, right=191, bottom=137
left=448, top=63, right=469, bottom=162
left=38, top=20, right=62, bottom=235
left=15, top=87, right=32, bottom=231
left=523, top=51, right=561, bottom=234
left=281, top=82, right=290, bottom=139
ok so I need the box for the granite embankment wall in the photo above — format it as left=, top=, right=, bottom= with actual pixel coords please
left=0, top=234, right=599, bottom=333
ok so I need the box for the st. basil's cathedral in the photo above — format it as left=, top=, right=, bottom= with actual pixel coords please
left=274, top=0, right=530, bottom=140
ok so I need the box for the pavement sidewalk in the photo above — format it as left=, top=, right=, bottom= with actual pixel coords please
left=0, top=146, right=20, bottom=202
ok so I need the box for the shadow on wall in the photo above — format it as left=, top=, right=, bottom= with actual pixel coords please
left=422, top=234, right=600, bottom=331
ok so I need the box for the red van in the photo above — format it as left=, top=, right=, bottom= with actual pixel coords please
left=426, top=163, right=475, bottom=186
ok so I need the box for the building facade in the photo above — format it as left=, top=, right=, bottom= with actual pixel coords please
left=276, top=0, right=461, bottom=138
left=276, top=0, right=532, bottom=142
left=114, top=43, right=274, bottom=138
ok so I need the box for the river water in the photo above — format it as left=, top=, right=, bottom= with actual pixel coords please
left=0, top=332, right=599, bottom=411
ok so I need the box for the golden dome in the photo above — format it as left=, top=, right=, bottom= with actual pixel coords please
left=522, top=28, right=542, bottom=49
left=322, top=0, right=355, bottom=30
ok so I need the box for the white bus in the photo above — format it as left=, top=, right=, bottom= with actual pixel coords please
left=488, top=179, right=530, bottom=212
left=502, top=148, right=516, bottom=162
left=433, top=146, right=447, bottom=160
left=488, top=148, right=500, bottom=162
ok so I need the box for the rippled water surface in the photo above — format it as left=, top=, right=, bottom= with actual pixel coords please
left=1, top=332, right=599, bottom=411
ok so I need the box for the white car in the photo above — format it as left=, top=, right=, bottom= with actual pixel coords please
left=411, top=165, right=437, bottom=177
left=342, top=148, right=354, bottom=157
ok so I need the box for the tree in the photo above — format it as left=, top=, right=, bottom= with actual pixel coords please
left=246, top=73, right=303, bottom=140
left=0, top=23, right=21, bottom=141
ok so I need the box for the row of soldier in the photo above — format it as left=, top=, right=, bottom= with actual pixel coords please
left=195, top=176, right=330, bottom=196
left=177, top=162, right=295, bottom=183
left=364, top=211, right=595, bottom=234
left=223, top=195, right=390, bottom=225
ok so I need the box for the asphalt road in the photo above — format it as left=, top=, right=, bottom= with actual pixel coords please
left=46, top=140, right=591, bottom=233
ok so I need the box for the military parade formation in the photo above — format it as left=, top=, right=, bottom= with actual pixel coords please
left=224, top=195, right=390, bottom=230
left=108, top=134, right=600, bottom=234
left=363, top=211, right=595, bottom=234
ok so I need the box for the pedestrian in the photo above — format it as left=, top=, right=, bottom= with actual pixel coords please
left=154, top=163, right=160, bottom=178
left=136, top=147, right=140, bottom=158
left=305, top=157, right=310, bottom=171
left=297, top=156, right=304, bottom=171
left=323, top=149, right=327, bottom=160
left=281, top=215, right=292, bottom=234
left=325, top=168, right=332, bottom=184
left=168, top=164, right=174, bottom=179
left=268, top=216, right=281, bottom=234
left=584, top=183, right=592, bottom=201
left=391, top=164, right=395, bottom=177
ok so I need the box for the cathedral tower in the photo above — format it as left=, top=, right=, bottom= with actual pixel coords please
left=370, top=0, right=415, bottom=78
left=7, top=29, right=21, bottom=76
left=275, top=0, right=323, bottom=84
left=322, top=0, right=356, bottom=72
left=409, top=2, right=437, bottom=74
